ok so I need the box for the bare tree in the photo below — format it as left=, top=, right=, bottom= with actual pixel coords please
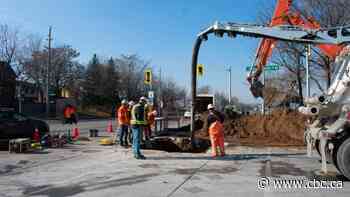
left=0, top=24, right=19, bottom=66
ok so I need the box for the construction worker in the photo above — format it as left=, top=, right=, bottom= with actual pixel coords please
left=63, top=104, right=79, bottom=139
left=130, top=97, right=148, bottom=160
left=117, top=99, right=130, bottom=147
left=207, top=104, right=225, bottom=157
left=146, top=107, right=157, bottom=137
left=127, top=101, right=135, bottom=144
left=143, top=104, right=152, bottom=141
left=63, top=104, right=77, bottom=124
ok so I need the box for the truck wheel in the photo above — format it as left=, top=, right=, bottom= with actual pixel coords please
left=337, top=137, right=350, bottom=180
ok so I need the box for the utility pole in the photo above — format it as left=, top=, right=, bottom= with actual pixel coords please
left=262, top=69, right=265, bottom=115
left=305, top=44, right=311, bottom=98
left=46, top=26, right=52, bottom=118
left=226, top=66, right=232, bottom=104
left=158, top=67, right=162, bottom=116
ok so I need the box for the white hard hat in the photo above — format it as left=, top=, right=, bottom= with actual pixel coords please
left=121, top=99, right=128, bottom=105
left=128, top=101, right=135, bottom=106
left=140, top=96, right=147, bottom=102
left=207, top=104, right=215, bottom=110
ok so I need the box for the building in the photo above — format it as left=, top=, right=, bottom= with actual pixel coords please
left=16, top=81, right=43, bottom=103
left=0, top=61, right=16, bottom=108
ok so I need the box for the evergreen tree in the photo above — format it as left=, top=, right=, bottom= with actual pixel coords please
left=83, top=54, right=102, bottom=104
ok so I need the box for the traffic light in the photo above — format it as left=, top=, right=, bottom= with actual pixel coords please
left=197, top=64, right=204, bottom=76
left=144, top=69, right=152, bottom=85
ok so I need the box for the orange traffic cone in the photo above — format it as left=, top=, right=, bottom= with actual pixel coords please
left=72, top=127, right=80, bottom=139
left=107, top=121, right=113, bottom=133
left=33, top=128, right=40, bottom=142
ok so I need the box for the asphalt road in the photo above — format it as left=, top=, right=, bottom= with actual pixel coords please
left=48, top=118, right=187, bottom=135
left=0, top=141, right=349, bottom=197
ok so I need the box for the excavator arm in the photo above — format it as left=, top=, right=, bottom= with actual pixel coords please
left=250, top=0, right=344, bottom=98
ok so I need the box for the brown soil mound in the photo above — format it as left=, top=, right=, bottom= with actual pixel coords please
left=195, top=109, right=307, bottom=146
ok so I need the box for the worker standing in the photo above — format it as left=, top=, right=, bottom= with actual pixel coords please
left=63, top=104, right=77, bottom=124
left=130, top=97, right=148, bottom=160
left=207, top=104, right=225, bottom=157
left=147, top=107, right=157, bottom=137
left=143, top=104, right=152, bottom=141
left=63, top=104, right=79, bottom=137
left=117, top=100, right=130, bottom=147
left=127, top=101, right=135, bottom=144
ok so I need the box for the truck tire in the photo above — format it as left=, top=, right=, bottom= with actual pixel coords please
left=337, top=137, right=350, bottom=180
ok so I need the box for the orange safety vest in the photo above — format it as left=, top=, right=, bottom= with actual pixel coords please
left=64, top=107, right=72, bottom=118
left=148, top=112, right=156, bottom=126
left=117, top=105, right=129, bottom=125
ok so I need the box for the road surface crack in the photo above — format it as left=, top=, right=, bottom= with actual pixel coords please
left=166, top=161, right=209, bottom=197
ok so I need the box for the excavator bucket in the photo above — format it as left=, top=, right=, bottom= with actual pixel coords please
left=250, top=80, right=264, bottom=98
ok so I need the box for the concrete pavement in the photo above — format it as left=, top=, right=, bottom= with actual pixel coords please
left=0, top=140, right=349, bottom=197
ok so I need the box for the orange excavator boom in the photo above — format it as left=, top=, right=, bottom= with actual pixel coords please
left=248, top=0, right=343, bottom=98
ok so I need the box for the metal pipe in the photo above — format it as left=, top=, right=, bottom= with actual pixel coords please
left=190, top=37, right=203, bottom=143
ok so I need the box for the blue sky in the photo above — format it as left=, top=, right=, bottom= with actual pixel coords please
left=1, top=0, right=274, bottom=103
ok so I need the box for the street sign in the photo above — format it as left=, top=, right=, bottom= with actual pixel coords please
left=148, top=91, right=154, bottom=99
left=144, top=68, right=152, bottom=85
left=197, top=64, right=204, bottom=76
left=246, top=64, right=280, bottom=72
left=148, top=91, right=154, bottom=105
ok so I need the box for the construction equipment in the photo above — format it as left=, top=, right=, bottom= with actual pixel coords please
left=248, top=0, right=344, bottom=98
left=99, top=137, right=114, bottom=145
left=190, top=22, right=350, bottom=179
left=195, top=94, right=215, bottom=113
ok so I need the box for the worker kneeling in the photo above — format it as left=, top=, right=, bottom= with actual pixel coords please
left=207, top=104, right=225, bottom=157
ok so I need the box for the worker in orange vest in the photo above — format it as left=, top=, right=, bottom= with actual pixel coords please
left=63, top=104, right=77, bottom=124
left=146, top=108, right=157, bottom=137
left=117, top=100, right=130, bottom=147
left=207, top=104, right=225, bottom=157
left=63, top=104, right=79, bottom=139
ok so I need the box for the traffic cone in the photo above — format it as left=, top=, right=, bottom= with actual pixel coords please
left=107, top=121, right=113, bottom=133
left=33, top=128, right=40, bottom=142
left=72, top=127, right=80, bottom=139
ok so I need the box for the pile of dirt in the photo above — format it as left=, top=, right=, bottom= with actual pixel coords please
left=195, top=109, right=307, bottom=146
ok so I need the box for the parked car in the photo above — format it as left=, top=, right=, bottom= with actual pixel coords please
left=0, top=110, right=49, bottom=141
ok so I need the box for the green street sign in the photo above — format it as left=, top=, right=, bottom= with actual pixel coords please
left=246, top=64, right=280, bottom=72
